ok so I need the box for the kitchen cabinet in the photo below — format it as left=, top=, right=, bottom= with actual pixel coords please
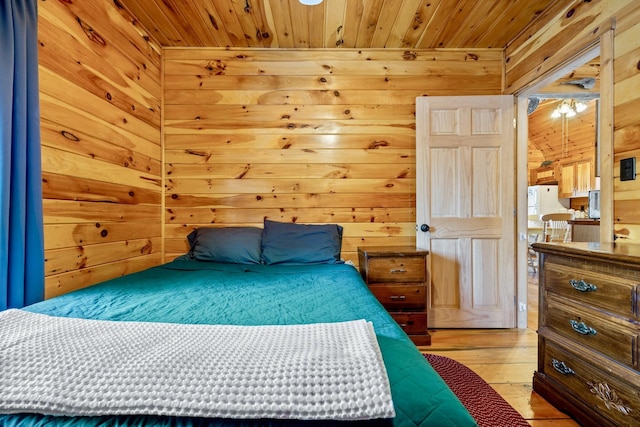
left=559, top=160, right=594, bottom=198
left=531, top=166, right=558, bottom=185
left=569, top=220, right=600, bottom=242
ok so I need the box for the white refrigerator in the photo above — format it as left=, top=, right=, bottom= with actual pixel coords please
left=527, top=185, right=568, bottom=218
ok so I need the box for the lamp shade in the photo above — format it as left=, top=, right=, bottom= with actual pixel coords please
left=299, top=0, right=323, bottom=4
left=558, top=101, right=572, bottom=114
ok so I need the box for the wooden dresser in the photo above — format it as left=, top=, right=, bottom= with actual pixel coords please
left=358, top=246, right=430, bottom=345
left=533, top=242, right=640, bottom=427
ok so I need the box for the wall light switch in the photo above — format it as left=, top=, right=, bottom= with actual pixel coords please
left=620, top=157, right=636, bottom=181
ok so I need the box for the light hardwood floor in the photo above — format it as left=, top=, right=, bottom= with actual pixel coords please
left=417, top=272, right=580, bottom=426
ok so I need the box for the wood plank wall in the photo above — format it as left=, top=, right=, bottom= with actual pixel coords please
left=38, top=0, right=163, bottom=298
left=612, top=7, right=640, bottom=240
left=505, top=0, right=640, bottom=241
left=163, top=48, right=503, bottom=264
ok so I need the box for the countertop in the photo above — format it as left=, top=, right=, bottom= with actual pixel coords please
left=568, top=219, right=600, bottom=225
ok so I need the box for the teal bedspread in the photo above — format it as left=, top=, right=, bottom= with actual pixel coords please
left=1, top=260, right=477, bottom=427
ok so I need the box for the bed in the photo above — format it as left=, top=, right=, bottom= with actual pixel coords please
left=0, top=221, right=478, bottom=427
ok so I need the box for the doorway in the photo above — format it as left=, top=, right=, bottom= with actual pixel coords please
left=515, top=42, right=612, bottom=329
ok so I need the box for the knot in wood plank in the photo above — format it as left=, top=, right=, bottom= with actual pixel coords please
left=402, top=51, right=417, bottom=60
left=61, top=130, right=80, bottom=142
left=368, top=140, right=389, bottom=149
left=76, top=17, right=106, bottom=46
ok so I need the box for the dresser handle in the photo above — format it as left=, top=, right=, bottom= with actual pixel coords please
left=569, top=279, right=597, bottom=293
left=390, top=269, right=407, bottom=274
left=570, top=319, right=597, bottom=335
left=552, top=359, right=575, bottom=375
left=390, top=295, right=406, bottom=300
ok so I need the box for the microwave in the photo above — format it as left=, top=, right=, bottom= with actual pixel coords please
left=588, top=190, right=600, bottom=219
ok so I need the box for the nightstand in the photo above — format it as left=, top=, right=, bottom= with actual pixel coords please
left=358, top=246, right=431, bottom=345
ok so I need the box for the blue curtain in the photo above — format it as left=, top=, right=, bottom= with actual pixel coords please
left=0, top=0, right=44, bottom=310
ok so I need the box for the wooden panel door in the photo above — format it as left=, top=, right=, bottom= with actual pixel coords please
left=416, top=96, right=516, bottom=328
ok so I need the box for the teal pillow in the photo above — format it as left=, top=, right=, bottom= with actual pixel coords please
left=187, top=227, right=262, bottom=264
left=260, top=220, right=343, bottom=265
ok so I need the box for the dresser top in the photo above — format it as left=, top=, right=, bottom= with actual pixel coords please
left=532, top=241, right=640, bottom=267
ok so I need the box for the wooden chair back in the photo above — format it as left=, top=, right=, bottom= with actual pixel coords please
left=541, top=213, right=573, bottom=242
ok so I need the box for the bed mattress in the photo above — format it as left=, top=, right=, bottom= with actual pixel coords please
left=0, top=260, right=477, bottom=427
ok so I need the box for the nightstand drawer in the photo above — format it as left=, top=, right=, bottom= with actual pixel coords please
left=546, top=296, right=639, bottom=369
left=369, top=284, right=426, bottom=308
left=545, top=263, right=640, bottom=319
left=390, top=313, right=427, bottom=335
left=542, top=340, right=640, bottom=427
left=367, top=257, right=426, bottom=283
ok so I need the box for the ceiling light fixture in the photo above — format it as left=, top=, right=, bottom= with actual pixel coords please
left=299, top=0, right=323, bottom=5
left=575, top=100, right=588, bottom=112
left=551, top=99, right=588, bottom=118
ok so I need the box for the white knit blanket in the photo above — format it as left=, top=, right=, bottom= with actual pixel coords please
left=0, top=309, right=394, bottom=420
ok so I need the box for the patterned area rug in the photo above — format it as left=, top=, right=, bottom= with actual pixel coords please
left=424, top=354, right=530, bottom=427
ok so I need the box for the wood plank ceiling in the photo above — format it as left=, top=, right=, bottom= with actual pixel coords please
left=116, top=0, right=559, bottom=49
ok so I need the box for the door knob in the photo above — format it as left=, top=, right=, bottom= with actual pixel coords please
left=420, top=224, right=430, bottom=232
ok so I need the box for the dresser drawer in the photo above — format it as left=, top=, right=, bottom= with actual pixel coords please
left=369, top=284, right=426, bottom=309
left=546, top=296, right=639, bottom=369
left=545, top=263, right=640, bottom=319
left=542, top=340, right=640, bottom=427
left=366, top=257, right=426, bottom=283
left=389, top=312, right=427, bottom=335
